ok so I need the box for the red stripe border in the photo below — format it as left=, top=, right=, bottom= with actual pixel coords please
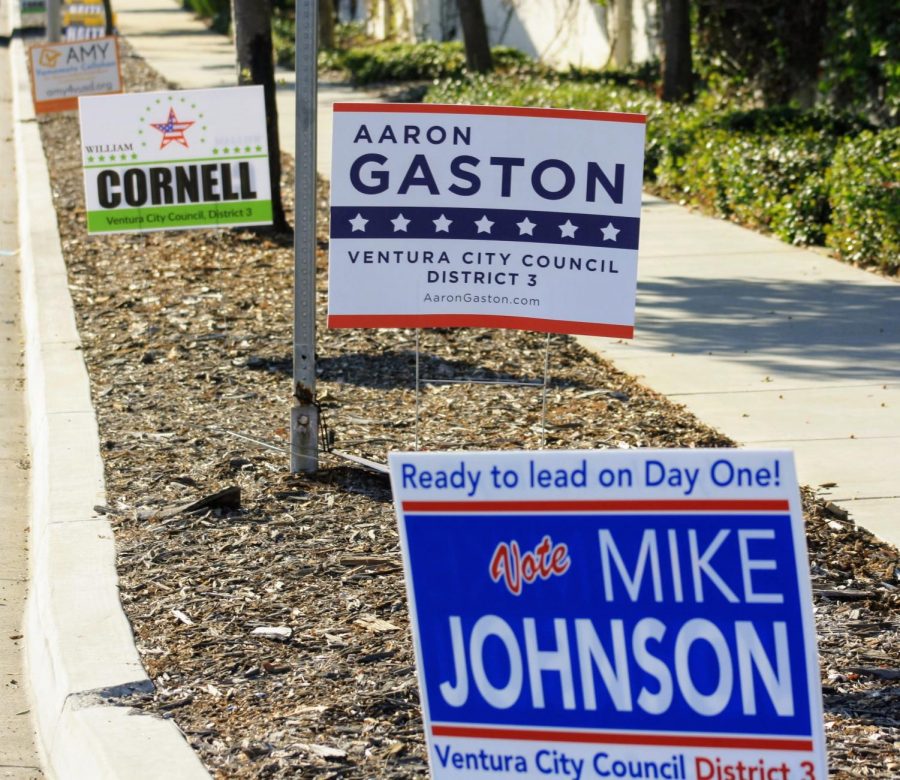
left=403, top=499, right=790, bottom=512
left=333, top=102, right=647, bottom=124
left=34, top=96, right=78, bottom=114
left=431, top=724, right=813, bottom=751
left=328, top=314, right=633, bottom=338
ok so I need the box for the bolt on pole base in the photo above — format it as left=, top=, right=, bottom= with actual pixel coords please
left=291, top=403, right=319, bottom=473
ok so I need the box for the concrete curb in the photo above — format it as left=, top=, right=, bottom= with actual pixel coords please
left=9, top=22, right=210, bottom=780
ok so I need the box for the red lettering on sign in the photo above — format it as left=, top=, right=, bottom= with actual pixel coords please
left=489, top=535, right=571, bottom=596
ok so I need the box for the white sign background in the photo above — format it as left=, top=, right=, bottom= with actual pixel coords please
left=329, top=104, right=646, bottom=337
left=79, top=86, right=272, bottom=234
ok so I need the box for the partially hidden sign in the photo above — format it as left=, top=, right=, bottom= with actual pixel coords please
left=62, top=1, right=117, bottom=39
left=389, top=449, right=827, bottom=780
left=328, top=104, right=646, bottom=337
left=19, top=0, right=46, bottom=27
left=30, top=37, right=122, bottom=114
left=78, top=86, right=272, bottom=234
left=63, top=1, right=111, bottom=27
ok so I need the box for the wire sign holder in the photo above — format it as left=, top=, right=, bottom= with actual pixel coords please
left=412, top=329, right=553, bottom=452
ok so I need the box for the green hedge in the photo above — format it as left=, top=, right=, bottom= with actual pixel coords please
left=426, top=74, right=896, bottom=271
left=655, top=128, right=836, bottom=245
left=827, top=129, right=900, bottom=271
left=272, top=12, right=295, bottom=68
left=181, top=0, right=229, bottom=34
left=322, top=41, right=533, bottom=84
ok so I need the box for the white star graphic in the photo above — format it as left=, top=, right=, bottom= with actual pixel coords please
left=433, top=214, right=453, bottom=232
left=601, top=222, right=620, bottom=242
left=349, top=213, right=368, bottom=232
left=474, top=215, right=494, bottom=234
left=391, top=213, right=411, bottom=232
left=559, top=219, right=578, bottom=238
left=516, top=217, right=536, bottom=236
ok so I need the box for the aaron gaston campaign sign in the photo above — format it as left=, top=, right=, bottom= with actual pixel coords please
left=389, top=449, right=827, bottom=780
left=328, top=104, right=646, bottom=337
left=78, top=86, right=272, bottom=233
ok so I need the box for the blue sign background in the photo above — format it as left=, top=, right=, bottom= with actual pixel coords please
left=403, top=511, right=812, bottom=737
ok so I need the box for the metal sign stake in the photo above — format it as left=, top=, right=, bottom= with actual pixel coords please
left=540, top=332, right=551, bottom=448
left=414, top=328, right=421, bottom=451
left=291, top=0, right=319, bottom=472
left=411, top=329, right=554, bottom=452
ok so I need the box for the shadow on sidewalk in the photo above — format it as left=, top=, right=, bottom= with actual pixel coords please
left=634, top=275, right=900, bottom=381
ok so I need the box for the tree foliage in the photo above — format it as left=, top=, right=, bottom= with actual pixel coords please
left=695, top=0, right=898, bottom=124
left=819, top=0, right=899, bottom=126
left=695, top=0, right=828, bottom=106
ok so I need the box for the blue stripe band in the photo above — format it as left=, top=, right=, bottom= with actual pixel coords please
left=331, top=206, right=640, bottom=250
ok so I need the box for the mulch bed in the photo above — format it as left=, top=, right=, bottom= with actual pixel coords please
left=35, top=43, right=900, bottom=779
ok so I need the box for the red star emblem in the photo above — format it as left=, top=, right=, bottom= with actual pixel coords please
left=150, top=107, right=195, bottom=149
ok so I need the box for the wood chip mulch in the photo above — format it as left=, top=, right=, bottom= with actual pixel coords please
left=34, top=44, right=900, bottom=779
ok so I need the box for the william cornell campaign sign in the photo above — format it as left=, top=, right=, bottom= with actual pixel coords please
left=389, top=450, right=827, bottom=780
left=329, top=104, right=646, bottom=337
left=79, top=86, right=272, bottom=234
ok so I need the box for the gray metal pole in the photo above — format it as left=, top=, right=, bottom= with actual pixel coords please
left=291, top=0, right=319, bottom=472
left=540, top=332, right=551, bottom=449
left=47, top=0, right=61, bottom=41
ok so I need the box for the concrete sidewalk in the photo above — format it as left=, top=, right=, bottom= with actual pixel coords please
left=116, top=0, right=899, bottom=549
left=0, top=19, right=45, bottom=779
left=7, top=3, right=211, bottom=774
left=581, top=197, right=899, bottom=546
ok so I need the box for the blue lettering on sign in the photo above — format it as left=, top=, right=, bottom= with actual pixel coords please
left=403, top=512, right=811, bottom=737
left=347, top=153, right=625, bottom=204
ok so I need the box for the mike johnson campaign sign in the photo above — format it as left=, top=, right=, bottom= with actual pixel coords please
left=328, top=104, right=646, bottom=338
left=389, top=449, right=826, bottom=780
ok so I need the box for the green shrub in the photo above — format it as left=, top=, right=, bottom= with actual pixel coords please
left=426, top=72, right=895, bottom=264
left=713, top=106, right=873, bottom=136
left=656, top=128, right=836, bottom=245
left=827, top=128, right=900, bottom=271
left=182, top=0, right=229, bottom=34
left=182, top=0, right=227, bottom=17
left=560, top=60, right=661, bottom=89
left=430, top=74, right=668, bottom=182
left=327, top=41, right=533, bottom=84
left=274, top=18, right=379, bottom=70
left=272, top=12, right=295, bottom=68
left=342, top=41, right=466, bottom=83
left=644, top=103, right=707, bottom=188
left=427, top=73, right=657, bottom=114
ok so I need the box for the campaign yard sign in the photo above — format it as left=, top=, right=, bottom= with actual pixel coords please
left=328, top=104, right=646, bottom=338
left=30, top=38, right=122, bottom=114
left=78, top=86, right=272, bottom=234
left=389, top=449, right=826, bottom=780
left=63, top=1, right=110, bottom=27
left=19, top=0, right=46, bottom=27
left=61, top=1, right=117, bottom=38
